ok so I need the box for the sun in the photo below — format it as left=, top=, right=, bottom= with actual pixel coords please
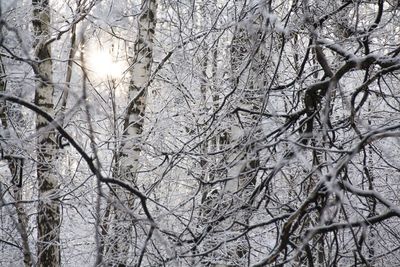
left=87, top=49, right=125, bottom=79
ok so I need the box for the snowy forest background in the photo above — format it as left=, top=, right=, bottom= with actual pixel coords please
left=1, top=0, right=400, bottom=266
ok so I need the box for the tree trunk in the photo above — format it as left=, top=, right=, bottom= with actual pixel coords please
left=0, top=55, right=33, bottom=267
left=32, top=1, right=60, bottom=266
left=121, top=0, right=157, bottom=183
left=105, top=0, right=158, bottom=265
left=213, top=1, right=262, bottom=265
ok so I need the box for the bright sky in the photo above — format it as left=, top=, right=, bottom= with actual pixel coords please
left=87, top=48, right=125, bottom=80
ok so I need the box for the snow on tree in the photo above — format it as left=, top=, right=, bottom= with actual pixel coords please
left=0, top=0, right=400, bottom=266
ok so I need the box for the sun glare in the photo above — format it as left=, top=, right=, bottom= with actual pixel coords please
left=87, top=49, right=125, bottom=79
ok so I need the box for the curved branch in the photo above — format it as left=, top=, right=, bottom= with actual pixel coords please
left=0, top=93, right=155, bottom=223
left=304, top=211, right=397, bottom=236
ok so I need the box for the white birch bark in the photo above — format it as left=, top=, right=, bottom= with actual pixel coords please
left=105, top=1, right=158, bottom=265
left=121, top=0, right=157, bottom=183
left=215, top=1, right=263, bottom=265
left=32, top=1, right=60, bottom=266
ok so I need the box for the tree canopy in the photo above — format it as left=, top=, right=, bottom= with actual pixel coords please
left=1, top=0, right=400, bottom=266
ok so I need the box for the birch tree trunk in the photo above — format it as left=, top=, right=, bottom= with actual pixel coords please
left=105, top=0, right=157, bottom=265
left=213, top=1, right=264, bottom=265
left=121, top=0, right=157, bottom=181
left=32, top=1, right=60, bottom=266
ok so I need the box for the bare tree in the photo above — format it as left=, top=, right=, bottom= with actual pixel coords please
left=102, top=0, right=158, bottom=266
left=1, top=0, right=400, bottom=266
left=32, top=0, right=60, bottom=266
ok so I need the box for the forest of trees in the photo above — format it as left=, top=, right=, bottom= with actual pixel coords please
left=1, top=0, right=400, bottom=266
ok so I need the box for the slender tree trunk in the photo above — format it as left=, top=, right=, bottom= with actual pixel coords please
left=212, top=1, right=262, bottom=265
left=56, top=21, right=76, bottom=122
left=105, top=0, right=158, bottom=265
left=121, top=0, right=157, bottom=186
left=197, top=0, right=212, bottom=217
left=0, top=56, right=33, bottom=267
left=10, top=158, right=32, bottom=267
left=366, top=101, right=376, bottom=266
left=32, top=1, right=60, bottom=266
